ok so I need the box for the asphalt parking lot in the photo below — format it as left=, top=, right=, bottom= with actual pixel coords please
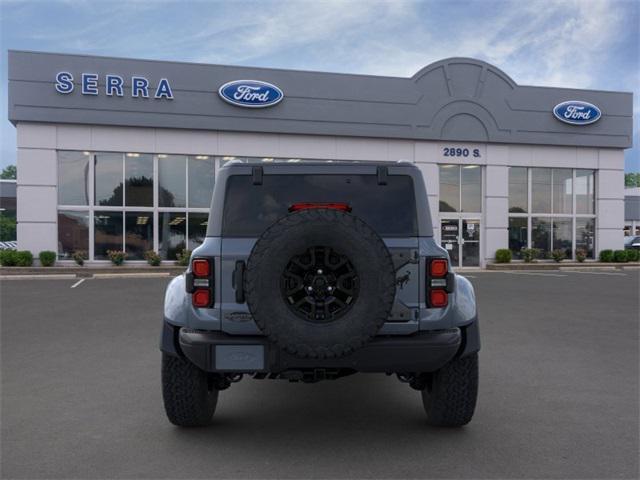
left=1, top=270, right=638, bottom=479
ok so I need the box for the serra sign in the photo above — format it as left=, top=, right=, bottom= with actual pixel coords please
left=55, top=72, right=174, bottom=99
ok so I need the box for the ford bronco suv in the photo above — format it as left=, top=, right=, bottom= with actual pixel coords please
left=160, top=160, right=479, bottom=427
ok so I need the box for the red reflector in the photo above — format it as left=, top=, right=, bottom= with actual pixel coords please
left=192, top=259, right=210, bottom=277
left=192, top=289, right=210, bottom=308
left=429, top=289, right=448, bottom=308
left=430, top=259, right=448, bottom=277
left=289, top=202, right=351, bottom=213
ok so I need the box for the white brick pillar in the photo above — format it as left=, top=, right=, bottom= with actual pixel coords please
left=484, top=164, right=509, bottom=264
left=16, top=123, right=58, bottom=256
left=596, top=149, right=625, bottom=253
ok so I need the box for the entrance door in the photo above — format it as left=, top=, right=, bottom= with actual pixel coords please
left=440, top=218, right=481, bottom=267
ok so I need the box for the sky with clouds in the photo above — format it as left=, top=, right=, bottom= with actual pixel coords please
left=1, top=0, right=638, bottom=171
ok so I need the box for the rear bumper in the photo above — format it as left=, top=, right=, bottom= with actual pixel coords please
left=168, top=326, right=471, bottom=374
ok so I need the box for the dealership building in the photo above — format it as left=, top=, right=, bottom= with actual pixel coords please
left=7, top=50, right=633, bottom=267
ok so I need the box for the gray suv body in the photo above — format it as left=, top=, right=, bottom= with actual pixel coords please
left=161, top=160, right=480, bottom=427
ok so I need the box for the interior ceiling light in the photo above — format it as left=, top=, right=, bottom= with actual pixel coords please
left=195, top=155, right=209, bottom=160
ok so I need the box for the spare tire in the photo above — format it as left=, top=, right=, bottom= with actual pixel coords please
left=244, top=208, right=396, bottom=359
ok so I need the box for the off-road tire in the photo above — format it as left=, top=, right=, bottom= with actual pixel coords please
left=421, top=353, right=478, bottom=427
left=244, top=208, right=396, bottom=359
left=162, top=353, right=218, bottom=427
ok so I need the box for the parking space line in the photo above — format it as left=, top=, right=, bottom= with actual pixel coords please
left=501, top=272, right=567, bottom=277
left=70, top=278, right=86, bottom=288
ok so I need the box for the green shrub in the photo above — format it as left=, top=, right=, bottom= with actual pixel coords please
left=176, top=249, right=192, bottom=267
left=521, top=248, right=538, bottom=263
left=626, top=249, right=639, bottom=262
left=144, top=250, right=161, bottom=266
left=551, top=249, right=566, bottom=263
left=575, top=248, right=587, bottom=263
left=72, top=250, right=88, bottom=266
left=613, top=250, right=628, bottom=263
left=39, top=250, right=56, bottom=267
left=107, top=250, right=127, bottom=266
left=14, top=250, right=33, bottom=267
left=495, top=249, right=512, bottom=263
left=0, top=249, right=18, bottom=266
left=599, top=249, right=614, bottom=262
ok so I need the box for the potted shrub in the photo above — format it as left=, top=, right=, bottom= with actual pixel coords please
left=575, top=248, right=587, bottom=263
left=521, top=248, right=537, bottom=263
left=107, top=250, right=127, bottom=266
left=72, top=250, right=88, bottom=266
left=0, top=249, right=18, bottom=266
left=551, top=249, right=566, bottom=263
left=613, top=250, right=628, bottom=263
left=176, top=248, right=192, bottom=267
left=495, top=249, right=511, bottom=263
left=144, top=250, right=162, bottom=266
left=599, top=249, right=614, bottom=262
left=39, top=250, right=56, bottom=267
left=15, top=250, right=33, bottom=267
left=626, top=249, right=639, bottom=262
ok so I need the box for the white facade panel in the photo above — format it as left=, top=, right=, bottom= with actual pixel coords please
left=17, top=148, right=56, bottom=186
left=485, top=165, right=509, bottom=198
left=57, top=125, right=91, bottom=150
left=155, top=129, right=219, bottom=155
left=219, top=132, right=280, bottom=158
left=597, top=228, right=624, bottom=252
left=91, top=126, right=155, bottom=152
left=387, top=140, right=415, bottom=162
left=484, top=228, right=508, bottom=262
left=17, top=222, right=57, bottom=254
left=16, top=123, right=56, bottom=149
left=485, top=197, right=509, bottom=229
left=16, top=185, right=57, bottom=222
left=277, top=134, right=337, bottom=159
left=597, top=199, right=625, bottom=229
left=597, top=169, right=625, bottom=199
left=598, top=148, right=625, bottom=170
left=335, top=137, right=388, bottom=161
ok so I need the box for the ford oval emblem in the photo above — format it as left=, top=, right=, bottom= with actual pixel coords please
left=218, top=79, right=283, bottom=108
left=553, top=100, right=601, bottom=125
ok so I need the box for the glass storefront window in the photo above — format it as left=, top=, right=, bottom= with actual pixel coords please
left=531, top=168, right=552, bottom=213
left=94, top=211, right=123, bottom=259
left=576, top=218, right=595, bottom=259
left=159, top=212, right=186, bottom=260
left=508, top=167, right=527, bottom=213
left=576, top=170, right=595, bottom=214
left=552, top=217, right=572, bottom=258
left=95, top=153, right=123, bottom=206
left=57, top=211, right=89, bottom=259
left=508, top=217, right=527, bottom=258
left=58, top=151, right=90, bottom=205
left=158, top=155, right=186, bottom=207
left=188, top=156, right=215, bottom=208
left=552, top=169, right=572, bottom=214
left=188, top=212, right=208, bottom=250
left=125, top=211, right=153, bottom=260
left=461, top=165, right=481, bottom=213
left=531, top=217, right=551, bottom=258
left=439, top=165, right=460, bottom=212
left=125, top=153, right=153, bottom=207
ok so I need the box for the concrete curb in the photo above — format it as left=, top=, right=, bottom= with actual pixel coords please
left=0, top=266, right=186, bottom=277
left=486, top=262, right=639, bottom=271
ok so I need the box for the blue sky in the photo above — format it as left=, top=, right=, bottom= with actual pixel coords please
left=1, top=0, right=638, bottom=171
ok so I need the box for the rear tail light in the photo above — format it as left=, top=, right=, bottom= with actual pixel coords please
left=185, top=257, right=214, bottom=308
left=289, top=202, right=351, bottom=212
left=427, top=257, right=453, bottom=308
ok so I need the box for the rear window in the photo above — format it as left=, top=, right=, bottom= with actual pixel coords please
left=222, top=174, right=417, bottom=237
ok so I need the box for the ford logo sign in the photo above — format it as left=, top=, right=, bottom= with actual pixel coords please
left=553, top=100, right=601, bottom=125
left=218, top=80, right=283, bottom=108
